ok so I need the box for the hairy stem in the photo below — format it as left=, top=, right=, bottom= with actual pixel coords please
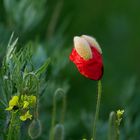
left=92, top=80, right=102, bottom=140
left=50, top=88, right=66, bottom=140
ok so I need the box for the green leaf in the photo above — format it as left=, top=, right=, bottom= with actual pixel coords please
left=35, top=58, right=51, bottom=77
left=6, top=33, right=18, bottom=64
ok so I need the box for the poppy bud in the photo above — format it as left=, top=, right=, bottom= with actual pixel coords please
left=28, top=119, right=42, bottom=139
left=54, top=124, right=64, bottom=140
left=69, top=35, right=103, bottom=80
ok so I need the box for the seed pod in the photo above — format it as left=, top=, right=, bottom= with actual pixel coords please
left=28, top=119, right=42, bottom=139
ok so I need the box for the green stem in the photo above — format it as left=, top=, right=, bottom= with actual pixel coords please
left=23, top=72, right=39, bottom=119
left=50, top=88, right=66, bottom=140
left=60, top=90, right=66, bottom=124
left=92, top=80, right=102, bottom=140
left=7, top=112, right=21, bottom=140
left=49, top=89, right=57, bottom=140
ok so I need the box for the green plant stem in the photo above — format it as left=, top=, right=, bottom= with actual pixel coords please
left=7, top=114, right=13, bottom=140
left=23, top=72, right=39, bottom=119
left=50, top=88, right=66, bottom=140
left=7, top=112, right=21, bottom=140
left=92, top=80, right=102, bottom=140
left=60, top=92, right=66, bottom=124
left=50, top=93, right=57, bottom=140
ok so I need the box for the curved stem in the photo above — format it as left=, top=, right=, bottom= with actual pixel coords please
left=60, top=89, right=66, bottom=124
left=50, top=88, right=66, bottom=140
left=92, top=80, right=102, bottom=140
left=23, top=72, right=39, bottom=119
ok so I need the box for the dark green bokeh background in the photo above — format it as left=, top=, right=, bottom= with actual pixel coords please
left=0, top=0, right=140, bottom=139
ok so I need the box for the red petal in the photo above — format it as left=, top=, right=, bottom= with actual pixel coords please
left=69, top=47, right=103, bottom=80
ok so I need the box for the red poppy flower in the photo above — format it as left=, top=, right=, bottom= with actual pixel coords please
left=69, top=35, right=103, bottom=80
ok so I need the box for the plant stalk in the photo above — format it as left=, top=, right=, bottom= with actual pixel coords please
left=7, top=112, right=20, bottom=140
left=50, top=88, right=66, bottom=140
left=92, top=80, right=102, bottom=140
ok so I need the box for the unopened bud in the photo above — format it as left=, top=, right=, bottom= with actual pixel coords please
left=108, top=111, right=118, bottom=140
left=28, top=119, right=42, bottom=139
left=54, top=124, right=64, bottom=140
left=74, top=36, right=92, bottom=60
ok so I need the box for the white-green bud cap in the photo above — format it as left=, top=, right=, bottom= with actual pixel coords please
left=74, top=36, right=92, bottom=60
left=82, top=35, right=102, bottom=54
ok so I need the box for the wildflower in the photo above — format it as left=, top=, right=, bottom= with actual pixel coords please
left=116, top=109, right=124, bottom=125
left=23, top=101, right=29, bottom=109
left=69, top=35, right=103, bottom=80
left=6, top=94, right=37, bottom=121
left=5, top=96, right=19, bottom=111
left=117, top=109, right=124, bottom=118
left=29, top=95, right=37, bottom=106
left=20, top=110, right=32, bottom=121
left=21, top=95, right=36, bottom=107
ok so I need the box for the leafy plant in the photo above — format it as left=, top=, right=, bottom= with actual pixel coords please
left=0, top=34, right=50, bottom=139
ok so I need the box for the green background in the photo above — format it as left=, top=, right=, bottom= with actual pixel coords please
left=0, top=0, right=140, bottom=139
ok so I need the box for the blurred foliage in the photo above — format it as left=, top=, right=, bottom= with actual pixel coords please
left=0, top=0, right=140, bottom=139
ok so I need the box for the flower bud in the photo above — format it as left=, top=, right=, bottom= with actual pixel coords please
left=28, top=119, right=42, bottom=139
left=74, top=36, right=92, bottom=60
left=54, top=124, right=64, bottom=140
left=70, top=35, right=103, bottom=80
left=116, top=109, right=124, bottom=125
left=108, top=111, right=118, bottom=140
left=117, top=110, right=124, bottom=119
